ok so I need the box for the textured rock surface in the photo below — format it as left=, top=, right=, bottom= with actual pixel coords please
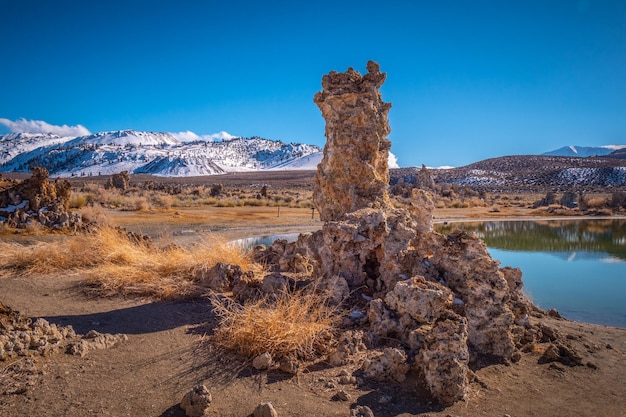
left=313, top=61, right=392, bottom=221
left=0, top=166, right=82, bottom=229
left=253, top=402, right=278, bottom=417
left=180, top=384, right=212, bottom=417
left=248, top=62, right=549, bottom=405
left=0, top=301, right=126, bottom=362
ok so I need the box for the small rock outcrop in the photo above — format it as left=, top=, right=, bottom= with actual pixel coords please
left=0, top=166, right=82, bottom=229
left=249, top=61, right=544, bottom=405
left=180, top=384, right=212, bottom=417
left=0, top=301, right=126, bottom=362
left=253, top=402, right=278, bottom=417
left=106, top=170, right=131, bottom=191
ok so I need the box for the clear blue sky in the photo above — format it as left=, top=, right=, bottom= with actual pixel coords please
left=1, top=0, right=625, bottom=167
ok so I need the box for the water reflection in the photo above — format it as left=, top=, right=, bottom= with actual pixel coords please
left=437, top=219, right=626, bottom=262
left=438, top=219, right=626, bottom=328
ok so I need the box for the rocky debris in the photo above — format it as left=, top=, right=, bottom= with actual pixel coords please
left=335, top=389, right=351, bottom=401
left=1, top=301, right=126, bottom=363
left=253, top=402, right=278, bottom=417
left=236, top=62, right=581, bottom=405
left=68, top=330, right=128, bottom=358
left=362, top=347, right=410, bottom=383
left=180, top=384, right=212, bottom=417
left=105, top=170, right=131, bottom=190
left=1, top=302, right=75, bottom=361
left=539, top=342, right=584, bottom=367
left=194, top=262, right=253, bottom=293
left=350, top=405, right=375, bottom=417
left=328, top=330, right=366, bottom=366
left=0, top=166, right=82, bottom=230
left=278, top=357, right=299, bottom=375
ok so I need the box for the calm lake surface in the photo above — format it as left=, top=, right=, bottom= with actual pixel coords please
left=241, top=219, right=626, bottom=328
left=437, top=219, right=626, bottom=328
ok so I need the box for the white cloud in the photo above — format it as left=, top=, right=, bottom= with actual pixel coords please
left=170, top=130, right=239, bottom=142
left=170, top=130, right=201, bottom=142
left=602, top=145, right=626, bottom=151
left=0, top=118, right=91, bottom=137
left=206, top=130, right=238, bottom=141
left=388, top=152, right=400, bottom=168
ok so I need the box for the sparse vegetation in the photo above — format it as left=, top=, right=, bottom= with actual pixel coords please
left=211, top=289, right=337, bottom=361
left=0, top=227, right=255, bottom=299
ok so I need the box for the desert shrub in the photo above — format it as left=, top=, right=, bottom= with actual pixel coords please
left=608, top=191, right=626, bottom=210
left=69, top=194, right=88, bottom=209
left=211, top=290, right=337, bottom=361
left=151, top=194, right=174, bottom=209
left=586, top=197, right=606, bottom=209
left=210, top=184, right=223, bottom=197
left=0, top=228, right=255, bottom=299
left=450, top=200, right=469, bottom=209
left=78, top=205, right=110, bottom=226
left=240, top=198, right=266, bottom=207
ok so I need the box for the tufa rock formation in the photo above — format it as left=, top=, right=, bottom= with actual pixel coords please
left=0, top=167, right=82, bottom=229
left=106, top=170, right=131, bottom=191
left=313, top=60, right=392, bottom=221
left=255, top=61, right=541, bottom=405
left=221, top=62, right=566, bottom=406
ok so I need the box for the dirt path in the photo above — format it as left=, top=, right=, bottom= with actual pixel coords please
left=2, top=267, right=626, bottom=417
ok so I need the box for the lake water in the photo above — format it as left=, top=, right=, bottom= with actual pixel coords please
left=240, top=219, right=626, bottom=328
left=437, top=219, right=626, bottom=328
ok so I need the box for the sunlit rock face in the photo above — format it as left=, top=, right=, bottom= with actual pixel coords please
left=313, top=60, right=393, bottom=222
left=251, top=61, right=540, bottom=405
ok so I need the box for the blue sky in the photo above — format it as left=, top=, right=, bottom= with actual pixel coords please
left=1, top=0, right=625, bottom=167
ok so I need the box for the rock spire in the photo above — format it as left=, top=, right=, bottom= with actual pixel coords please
left=313, top=60, right=393, bottom=221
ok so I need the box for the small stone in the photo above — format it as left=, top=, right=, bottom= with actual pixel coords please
left=351, top=405, right=375, bottom=417
left=180, top=384, right=212, bottom=417
left=252, top=352, right=273, bottom=370
left=279, top=358, right=298, bottom=374
left=253, top=402, right=278, bottom=417
left=339, top=375, right=355, bottom=385
left=336, top=389, right=351, bottom=401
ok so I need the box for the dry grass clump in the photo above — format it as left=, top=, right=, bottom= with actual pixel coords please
left=0, top=227, right=255, bottom=299
left=211, top=290, right=337, bottom=361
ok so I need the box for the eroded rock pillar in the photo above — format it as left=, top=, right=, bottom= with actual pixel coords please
left=313, top=61, right=393, bottom=221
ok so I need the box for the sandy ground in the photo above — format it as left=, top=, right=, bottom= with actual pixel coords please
left=1, top=206, right=626, bottom=417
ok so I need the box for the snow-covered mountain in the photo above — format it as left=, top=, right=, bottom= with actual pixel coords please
left=542, top=145, right=626, bottom=157
left=0, top=130, right=322, bottom=177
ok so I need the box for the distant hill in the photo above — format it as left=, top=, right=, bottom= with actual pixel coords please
left=542, top=145, right=626, bottom=157
left=393, top=155, right=626, bottom=190
left=0, top=130, right=321, bottom=177
left=606, top=148, right=626, bottom=159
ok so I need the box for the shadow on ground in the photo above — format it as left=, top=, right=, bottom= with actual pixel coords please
left=43, top=299, right=214, bottom=334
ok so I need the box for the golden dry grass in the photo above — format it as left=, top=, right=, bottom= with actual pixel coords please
left=0, top=227, right=256, bottom=299
left=211, top=290, right=337, bottom=361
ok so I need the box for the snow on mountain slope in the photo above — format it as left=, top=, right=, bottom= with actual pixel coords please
left=542, top=145, right=626, bottom=157
left=0, top=132, right=75, bottom=165
left=270, top=151, right=323, bottom=170
left=0, top=131, right=322, bottom=177
left=70, top=130, right=180, bottom=147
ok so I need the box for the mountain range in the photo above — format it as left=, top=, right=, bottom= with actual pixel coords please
left=0, top=130, right=322, bottom=177
left=541, top=145, right=626, bottom=158
left=1, top=129, right=625, bottom=180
